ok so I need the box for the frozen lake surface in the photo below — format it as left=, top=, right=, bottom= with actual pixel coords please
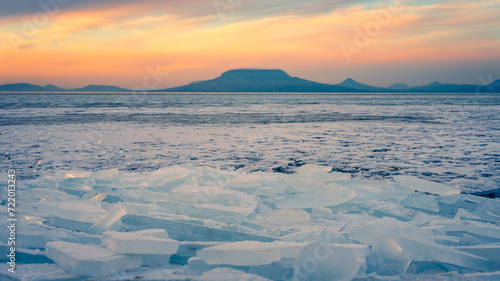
left=1, top=93, right=498, bottom=193
left=1, top=92, right=500, bottom=280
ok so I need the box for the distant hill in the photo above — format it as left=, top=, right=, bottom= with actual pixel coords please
left=388, top=83, right=410, bottom=90
left=43, top=84, right=66, bottom=91
left=0, top=83, right=47, bottom=92
left=0, top=83, right=129, bottom=92
left=408, top=81, right=478, bottom=93
left=336, top=78, right=391, bottom=92
left=160, top=69, right=359, bottom=92
left=72, top=85, right=130, bottom=92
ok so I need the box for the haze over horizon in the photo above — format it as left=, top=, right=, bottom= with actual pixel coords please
left=1, top=0, right=499, bottom=89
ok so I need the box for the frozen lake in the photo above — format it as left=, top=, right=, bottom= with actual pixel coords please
left=0, top=92, right=499, bottom=193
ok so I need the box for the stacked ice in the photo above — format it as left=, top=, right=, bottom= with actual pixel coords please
left=2, top=164, right=500, bottom=280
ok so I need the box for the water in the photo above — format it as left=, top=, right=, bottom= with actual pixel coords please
left=0, top=93, right=498, bottom=193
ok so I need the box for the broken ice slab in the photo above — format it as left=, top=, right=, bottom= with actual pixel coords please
left=311, top=207, right=333, bottom=220
left=348, top=217, right=435, bottom=247
left=226, top=173, right=263, bottom=190
left=269, top=241, right=310, bottom=259
left=437, top=194, right=488, bottom=218
left=188, top=257, right=296, bottom=280
left=89, top=202, right=175, bottom=235
left=55, top=170, right=92, bottom=179
left=287, top=176, right=326, bottom=193
left=401, top=194, right=440, bottom=213
left=474, top=199, right=500, bottom=223
left=455, top=245, right=500, bottom=263
left=39, top=200, right=106, bottom=224
left=88, top=202, right=127, bottom=234
left=176, top=241, right=221, bottom=258
left=296, top=164, right=332, bottom=174
left=150, top=166, right=191, bottom=185
left=293, top=244, right=367, bottom=281
left=439, top=220, right=500, bottom=243
left=394, top=175, right=461, bottom=196
left=102, top=229, right=179, bottom=255
left=45, top=241, right=141, bottom=277
left=197, top=241, right=281, bottom=266
left=198, top=267, right=272, bottom=281
left=31, top=188, right=80, bottom=201
left=399, top=235, right=498, bottom=272
left=366, top=238, right=412, bottom=276
left=156, top=197, right=256, bottom=225
left=259, top=209, right=310, bottom=223
left=90, top=168, right=119, bottom=180
left=121, top=215, right=277, bottom=242
left=169, top=185, right=237, bottom=205
left=282, top=228, right=348, bottom=244
left=3, top=221, right=101, bottom=249
left=275, top=182, right=356, bottom=209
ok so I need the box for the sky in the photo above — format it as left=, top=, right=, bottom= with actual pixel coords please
left=0, top=0, right=499, bottom=89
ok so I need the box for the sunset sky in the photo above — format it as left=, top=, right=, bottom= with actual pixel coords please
left=1, top=0, right=499, bottom=89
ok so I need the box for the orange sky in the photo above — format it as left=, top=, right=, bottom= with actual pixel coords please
left=1, top=0, right=499, bottom=88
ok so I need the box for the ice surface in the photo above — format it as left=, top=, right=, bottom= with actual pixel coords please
left=394, top=175, right=461, bottom=196
left=45, top=241, right=141, bottom=277
left=102, top=229, right=179, bottom=255
left=275, top=183, right=356, bottom=209
left=197, top=241, right=281, bottom=266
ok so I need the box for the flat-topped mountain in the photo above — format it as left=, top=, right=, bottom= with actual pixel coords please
left=161, top=69, right=358, bottom=92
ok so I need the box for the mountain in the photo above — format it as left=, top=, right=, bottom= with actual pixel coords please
left=0, top=83, right=47, bottom=92
left=336, top=78, right=391, bottom=92
left=160, top=69, right=359, bottom=92
left=1, top=70, right=499, bottom=93
left=388, top=83, right=410, bottom=90
left=72, top=85, right=130, bottom=92
left=476, top=79, right=500, bottom=93
left=408, top=81, right=478, bottom=93
left=44, top=84, right=66, bottom=91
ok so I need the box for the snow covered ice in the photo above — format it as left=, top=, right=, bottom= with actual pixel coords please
left=5, top=164, right=500, bottom=280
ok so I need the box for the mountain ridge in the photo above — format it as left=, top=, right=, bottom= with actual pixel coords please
left=1, top=69, right=499, bottom=93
